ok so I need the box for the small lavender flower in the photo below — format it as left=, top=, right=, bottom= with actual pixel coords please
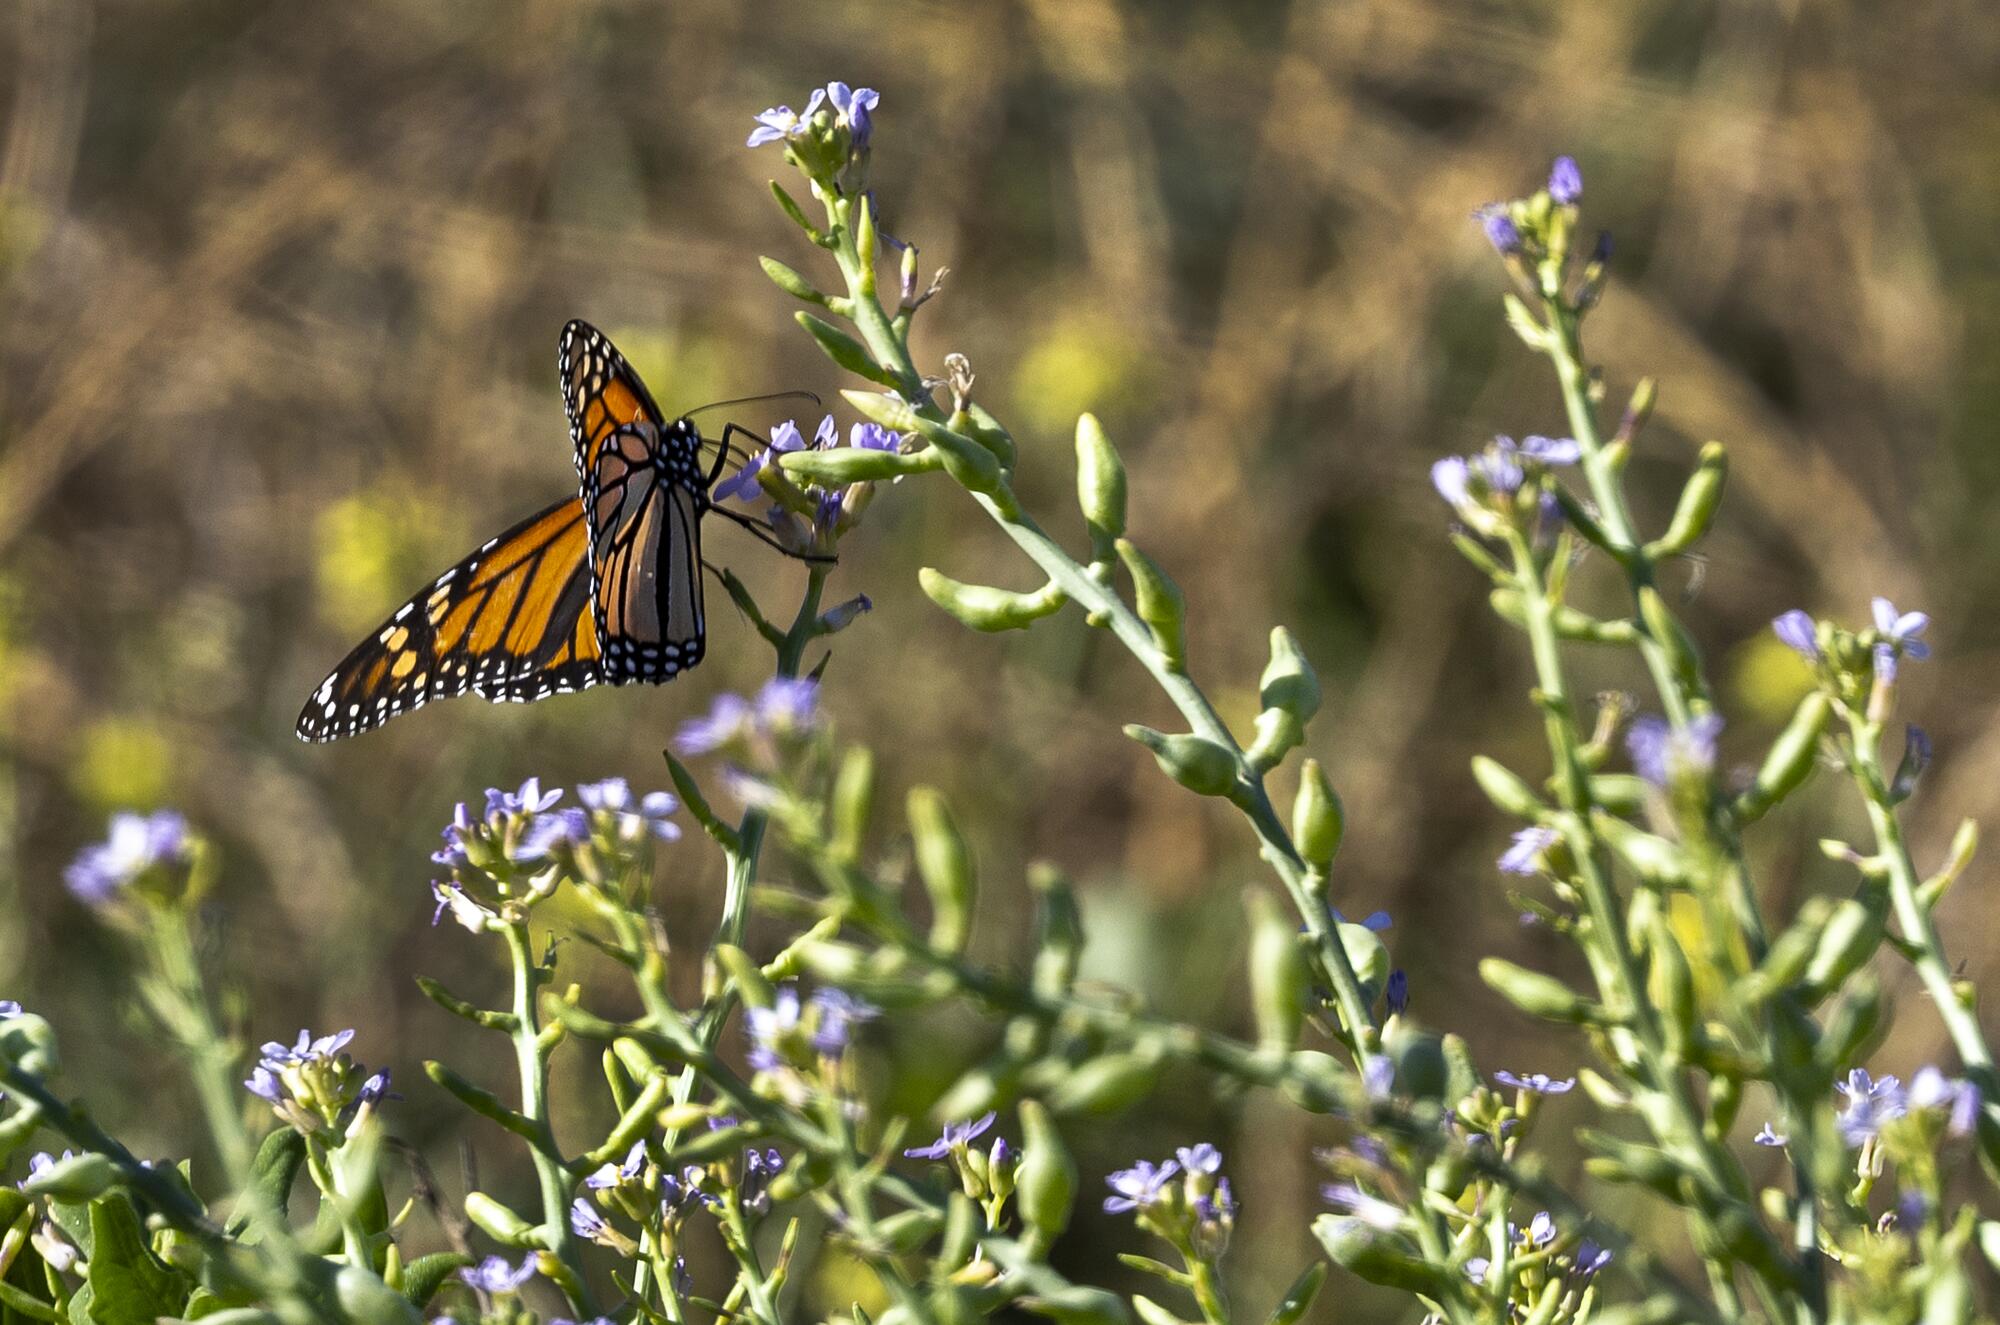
left=1197, top=1175, right=1236, bottom=1225
left=755, top=677, right=820, bottom=734
left=1573, top=1240, right=1612, bottom=1277
left=577, top=778, right=681, bottom=842
left=1498, top=826, right=1560, bottom=875
left=1627, top=713, right=1723, bottom=787
left=64, top=810, right=191, bottom=904
left=430, top=880, right=492, bottom=932
left=1475, top=204, right=1521, bottom=255
left=1103, top=1159, right=1179, bottom=1214
left=746, top=90, right=826, bottom=148
left=1361, top=1054, right=1396, bottom=1100
left=1891, top=725, right=1932, bottom=801
left=904, top=1111, right=997, bottom=1160
left=485, top=778, right=562, bottom=819
left=0, top=1001, right=20, bottom=1018
left=1495, top=1071, right=1575, bottom=1096
left=1834, top=1069, right=1908, bottom=1146
left=712, top=420, right=806, bottom=503
left=1909, top=1067, right=1981, bottom=1138
left=850, top=422, right=898, bottom=452
left=430, top=802, right=477, bottom=869
left=825, top=82, right=879, bottom=148
left=1772, top=610, right=1820, bottom=661
left=1870, top=597, right=1931, bottom=683
left=1430, top=456, right=1472, bottom=510
left=809, top=988, right=878, bottom=1056
left=586, top=1140, right=648, bottom=1191
left=459, top=1253, right=538, bottom=1293
left=1516, top=434, right=1581, bottom=465
left=569, top=1198, right=612, bottom=1244
left=1322, top=1183, right=1402, bottom=1231
left=745, top=987, right=804, bottom=1072
left=1385, top=969, right=1409, bottom=1016
left=674, top=693, right=755, bottom=754
left=1547, top=156, right=1582, bottom=206
left=1522, top=1211, right=1556, bottom=1247
left=1464, top=1257, right=1490, bottom=1286
left=259, top=1028, right=356, bottom=1066
left=1753, top=1122, right=1787, bottom=1147
left=1328, top=907, right=1392, bottom=931
left=1175, top=1143, right=1221, bottom=1175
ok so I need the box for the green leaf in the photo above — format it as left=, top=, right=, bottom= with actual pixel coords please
left=238, top=1130, right=305, bottom=1236
left=398, top=1255, right=473, bottom=1309
left=82, top=1196, right=190, bottom=1325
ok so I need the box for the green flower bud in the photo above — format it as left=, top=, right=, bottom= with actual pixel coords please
left=0, top=1011, right=59, bottom=1077
left=1292, top=759, right=1344, bottom=868
left=911, top=413, right=1007, bottom=496
left=759, top=255, right=830, bottom=307
left=1649, top=442, right=1728, bottom=557
left=1818, top=975, right=1883, bottom=1071
left=1479, top=957, right=1595, bottom=1023
left=1596, top=814, right=1690, bottom=887
left=1016, top=1100, right=1077, bottom=1246
left=1311, top=1215, right=1455, bottom=1298
left=1918, top=818, right=1978, bottom=910
left=462, top=1192, right=536, bottom=1246
left=781, top=446, right=936, bottom=485
left=828, top=746, right=875, bottom=866
left=918, top=569, right=1067, bottom=632
left=909, top=787, right=977, bottom=954
left=1046, top=1047, right=1163, bottom=1115
left=1129, top=1297, right=1189, bottom=1325
left=1074, top=413, right=1127, bottom=542
left=768, top=180, right=822, bottom=241
left=854, top=193, right=880, bottom=288
left=874, top=1208, right=944, bottom=1254
left=1736, top=897, right=1827, bottom=1005
left=335, top=1266, right=423, bottom=1325
left=797, top=312, right=898, bottom=388
left=965, top=403, right=1018, bottom=469
left=1246, top=890, right=1306, bottom=1053
left=1588, top=773, right=1650, bottom=816
left=1114, top=540, right=1187, bottom=670
left=1124, top=726, right=1237, bottom=798
left=1470, top=755, right=1546, bottom=818
left=1802, top=892, right=1887, bottom=997
left=1384, top=1023, right=1448, bottom=1102
left=1734, top=691, right=1829, bottom=824
left=20, top=1151, right=118, bottom=1202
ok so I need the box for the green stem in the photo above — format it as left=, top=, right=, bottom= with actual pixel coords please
left=501, top=922, right=595, bottom=1313
left=718, top=1198, right=781, bottom=1325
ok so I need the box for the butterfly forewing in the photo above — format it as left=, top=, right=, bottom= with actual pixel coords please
left=295, top=498, right=601, bottom=741
left=559, top=319, right=666, bottom=480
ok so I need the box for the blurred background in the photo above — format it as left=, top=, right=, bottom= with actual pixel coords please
left=3, top=0, right=1998, bottom=1316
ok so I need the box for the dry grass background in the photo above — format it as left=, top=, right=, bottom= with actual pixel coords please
left=3, top=0, right=1998, bottom=1316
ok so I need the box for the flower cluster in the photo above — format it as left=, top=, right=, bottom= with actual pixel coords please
left=1104, top=1144, right=1238, bottom=1259
left=714, top=414, right=900, bottom=554
left=1430, top=434, right=1578, bottom=541
left=244, top=1027, right=389, bottom=1136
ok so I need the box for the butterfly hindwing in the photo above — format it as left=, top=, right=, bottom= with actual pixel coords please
left=295, top=497, right=602, bottom=742
left=583, top=420, right=708, bottom=681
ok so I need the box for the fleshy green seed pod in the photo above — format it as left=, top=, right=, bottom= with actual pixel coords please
left=1470, top=756, right=1546, bottom=818
left=1310, top=1216, right=1455, bottom=1298
left=335, top=1266, right=423, bottom=1325
left=873, top=1209, right=943, bottom=1254
left=1737, top=897, right=1827, bottom=1005
left=1802, top=892, right=1887, bottom=997
left=769, top=180, right=820, bottom=239
left=19, top=1151, right=117, bottom=1202
left=1479, top=957, right=1594, bottom=1023
left=1650, top=442, right=1728, bottom=556
left=781, top=446, right=935, bottom=485
left=908, top=787, right=976, bottom=954
left=1597, top=814, right=1690, bottom=887
left=839, top=387, right=920, bottom=433
left=797, top=312, right=898, bottom=387
left=1114, top=540, right=1187, bottom=669
left=918, top=569, right=1068, bottom=632
left=911, top=414, right=1007, bottom=496
left=462, top=1192, right=536, bottom=1246
left=1246, top=628, right=1321, bottom=769
left=1030, top=863, right=1083, bottom=1000
left=714, top=944, right=777, bottom=1011
left=1337, top=922, right=1391, bottom=1001
left=1818, top=975, right=1883, bottom=1072
left=1246, top=890, right=1307, bottom=1053
left=1019, top=1287, right=1131, bottom=1325
left=1735, top=691, right=1830, bottom=824
left=1645, top=920, right=1697, bottom=1055
left=828, top=746, right=875, bottom=866
left=854, top=192, right=880, bottom=288
left=962, top=402, right=1017, bottom=470
left=1016, top=1099, right=1078, bottom=1246
left=1385, top=1023, right=1448, bottom=1102
left=1292, top=759, right=1344, bottom=868
left=1918, top=818, right=1978, bottom=910
left=1074, top=413, right=1127, bottom=542
left=1637, top=586, right=1703, bottom=694
left=1268, top=1262, right=1328, bottom=1325
left=760, top=255, right=829, bottom=307
left=1124, top=725, right=1237, bottom=797
left=1046, top=1047, right=1163, bottom=1115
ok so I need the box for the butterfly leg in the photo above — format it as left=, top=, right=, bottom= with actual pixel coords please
left=713, top=423, right=768, bottom=487
left=706, top=502, right=838, bottom=565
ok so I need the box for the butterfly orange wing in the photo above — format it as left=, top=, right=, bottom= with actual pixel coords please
left=559, top=319, right=666, bottom=481
left=296, top=497, right=601, bottom=741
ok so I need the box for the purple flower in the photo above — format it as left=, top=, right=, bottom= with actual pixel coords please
left=1103, top=1159, right=1179, bottom=1214
left=515, top=810, right=586, bottom=862
left=356, top=1070, right=393, bottom=1107
left=1835, top=1068, right=1907, bottom=1146
left=245, top=1066, right=282, bottom=1103
left=569, top=1198, right=611, bottom=1243
left=586, top=1140, right=648, bottom=1191
left=809, top=988, right=878, bottom=1056
left=746, top=90, right=827, bottom=148
left=259, top=1028, right=355, bottom=1066
left=1522, top=1211, right=1556, bottom=1247
left=1175, top=1143, right=1221, bottom=1175
left=713, top=420, right=808, bottom=504
left=850, top=422, right=898, bottom=452
left=0, top=1002, right=20, bottom=1019
left=745, top=987, right=803, bottom=1072
left=1909, top=1067, right=1981, bottom=1138
left=1573, top=1240, right=1612, bottom=1277
left=1870, top=597, right=1931, bottom=683
left=577, top=778, right=681, bottom=842
left=459, top=1253, right=538, bottom=1293
left=1891, top=725, right=1932, bottom=801
left=1322, top=1184, right=1402, bottom=1230
left=674, top=693, right=754, bottom=754
left=1329, top=908, right=1392, bottom=931
left=486, top=778, right=561, bottom=819
left=1627, top=713, right=1722, bottom=787
left=1548, top=156, right=1582, bottom=206
left=755, top=676, right=820, bottom=734
left=1475, top=204, right=1521, bottom=255
left=1464, top=1257, right=1490, bottom=1286
left=1386, top=969, right=1409, bottom=1015
left=1495, top=1071, right=1575, bottom=1096
left=431, top=802, right=477, bottom=869
left=826, top=83, right=880, bottom=148
left=1753, top=1122, right=1787, bottom=1147
left=1516, top=435, right=1581, bottom=465
left=1197, top=1176, right=1237, bottom=1225
left=1498, top=826, right=1560, bottom=876
left=904, top=1111, right=996, bottom=1160
left=1362, top=1054, right=1396, bottom=1100
left=64, top=810, right=191, bottom=904
left=659, top=1167, right=715, bottom=1218
left=1772, top=610, right=1820, bottom=661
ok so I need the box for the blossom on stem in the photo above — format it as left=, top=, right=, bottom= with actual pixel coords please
left=1834, top=1069, right=1907, bottom=1145
left=905, top=1111, right=997, bottom=1160
left=1870, top=597, right=1931, bottom=683
left=1909, top=1067, right=1980, bottom=1138
left=64, top=810, right=191, bottom=905
left=1498, top=825, right=1560, bottom=875
left=1626, top=713, right=1722, bottom=788
left=1753, top=1122, right=1787, bottom=1147
left=1103, top=1159, right=1179, bottom=1214
left=1772, top=610, right=1820, bottom=661
left=1475, top=204, right=1522, bottom=255
left=1548, top=156, right=1582, bottom=206
left=459, top=1253, right=538, bottom=1293
left=746, top=91, right=827, bottom=148
left=1494, top=1070, right=1575, bottom=1096
left=825, top=82, right=880, bottom=148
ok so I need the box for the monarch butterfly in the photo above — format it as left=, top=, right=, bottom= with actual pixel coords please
left=295, top=321, right=792, bottom=742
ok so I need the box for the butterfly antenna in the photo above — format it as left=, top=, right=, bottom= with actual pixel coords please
left=683, top=389, right=823, bottom=425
